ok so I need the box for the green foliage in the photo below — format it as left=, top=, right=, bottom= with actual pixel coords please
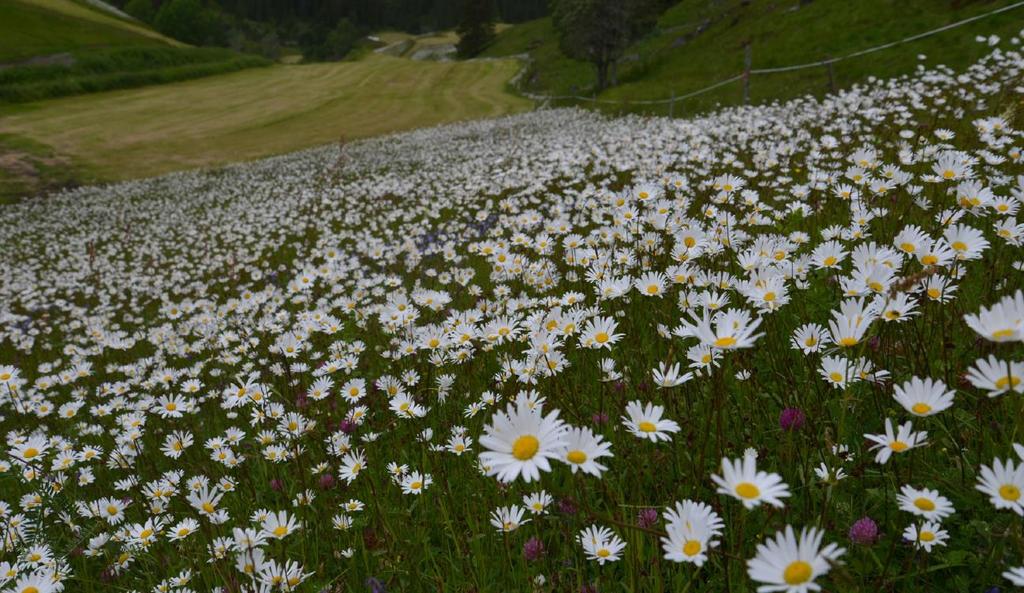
left=0, top=46, right=270, bottom=103
left=301, top=18, right=362, bottom=62
left=213, top=0, right=546, bottom=34
left=123, top=0, right=155, bottom=23
left=153, top=0, right=224, bottom=46
left=456, top=0, right=497, bottom=59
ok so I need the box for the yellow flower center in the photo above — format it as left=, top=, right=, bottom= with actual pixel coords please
left=900, top=242, right=915, bottom=253
left=273, top=525, right=288, bottom=537
left=921, top=255, right=938, bottom=265
left=410, top=481, right=423, bottom=490
left=889, top=441, right=909, bottom=452
left=914, top=498, right=935, bottom=511
left=911, top=403, right=932, bottom=415
left=139, top=529, right=153, bottom=539
left=829, top=372, right=843, bottom=383
left=1000, top=484, right=1021, bottom=501
left=107, top=505, right=118, bottom=515
left=638, top=421, right=657, bottom=433
left=567, top=450, right=588, bottom=464
left=951, top=241, right=967, bottom=252
left=823, top=256, right=837, bottom=266
left=783, top=560, right=812, bottom=584
left=713, top=336, right=736, bottom=348
left=996, top=375, right=1021, bottom=389
left=992, top=329, right=1015, bottom=340
left=735, top=482, right=760, bottom=499
left=683, top=540, right=702, bottom=556
left=764, top=292, right=776, bottom=302
left=22, top=587, right=40, bottom=593
left=512, top=435, right=540, bottom=460
left=597, top=549, right=611, bottom=558
left=838, top=337, right=858, bottom=347
left=919, top=530, right=935, bottom=542
left=647, top=285, right=659, bottom=294
left=23, top=448, right=39, bottom=459
left=202, top=502, right=215, bottom=513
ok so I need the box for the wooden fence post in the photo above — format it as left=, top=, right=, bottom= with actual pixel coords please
left=825, top=56, right=837, bottom=94
left=742, top=43, right=752, bottom=104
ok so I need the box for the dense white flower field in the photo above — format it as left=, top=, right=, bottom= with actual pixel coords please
left=1, top=33, right=1024, bottom=593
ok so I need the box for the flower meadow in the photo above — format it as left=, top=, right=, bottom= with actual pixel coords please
left=3, top=35, right=1024, bottom=593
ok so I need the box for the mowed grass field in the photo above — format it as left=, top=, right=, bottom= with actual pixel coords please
left=0, top=54, right=530, bottom=184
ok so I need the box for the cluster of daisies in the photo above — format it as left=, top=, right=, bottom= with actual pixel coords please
left=2, top=31, right=1024, bottom=593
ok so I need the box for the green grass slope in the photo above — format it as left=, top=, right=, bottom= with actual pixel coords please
left=0, top=0, right=180, bottom=63
left=0, top=1, right=268, bottom=104
left=486, top=0, right=1024, bottom=114
left=0, top=46, right=270, bottom=103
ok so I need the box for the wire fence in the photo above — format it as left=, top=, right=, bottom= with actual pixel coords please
left=517, top=0, right=1024, bottom=109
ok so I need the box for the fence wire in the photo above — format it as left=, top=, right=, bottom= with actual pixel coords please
left=519, top=0, right=1024, bottom=106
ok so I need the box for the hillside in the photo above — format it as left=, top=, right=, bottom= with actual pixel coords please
left=0, top=0, right=181, bottom=62
left=485, top=0, right=1024, bottom=114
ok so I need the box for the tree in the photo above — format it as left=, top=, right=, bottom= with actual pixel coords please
left=551, top=0, right=660, bottom=92
left=124, top=0, right=155, bottom=23
left=154, top=0, right=222, bottom=45
left=455, top=0, right=496, bottom=59
left=302, top=18, right=360, bottom=62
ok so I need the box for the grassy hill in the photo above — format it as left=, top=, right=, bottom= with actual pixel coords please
left=0, top=54, right=529, bottom=199
left=0, top=0, right=182, bottom=62
left=484, top=0, right=1024, bottom=114
left=0, top=0, right=269, bottom=105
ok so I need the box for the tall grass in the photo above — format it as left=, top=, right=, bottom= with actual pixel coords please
left=0, top=47, right=270, bottom=103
